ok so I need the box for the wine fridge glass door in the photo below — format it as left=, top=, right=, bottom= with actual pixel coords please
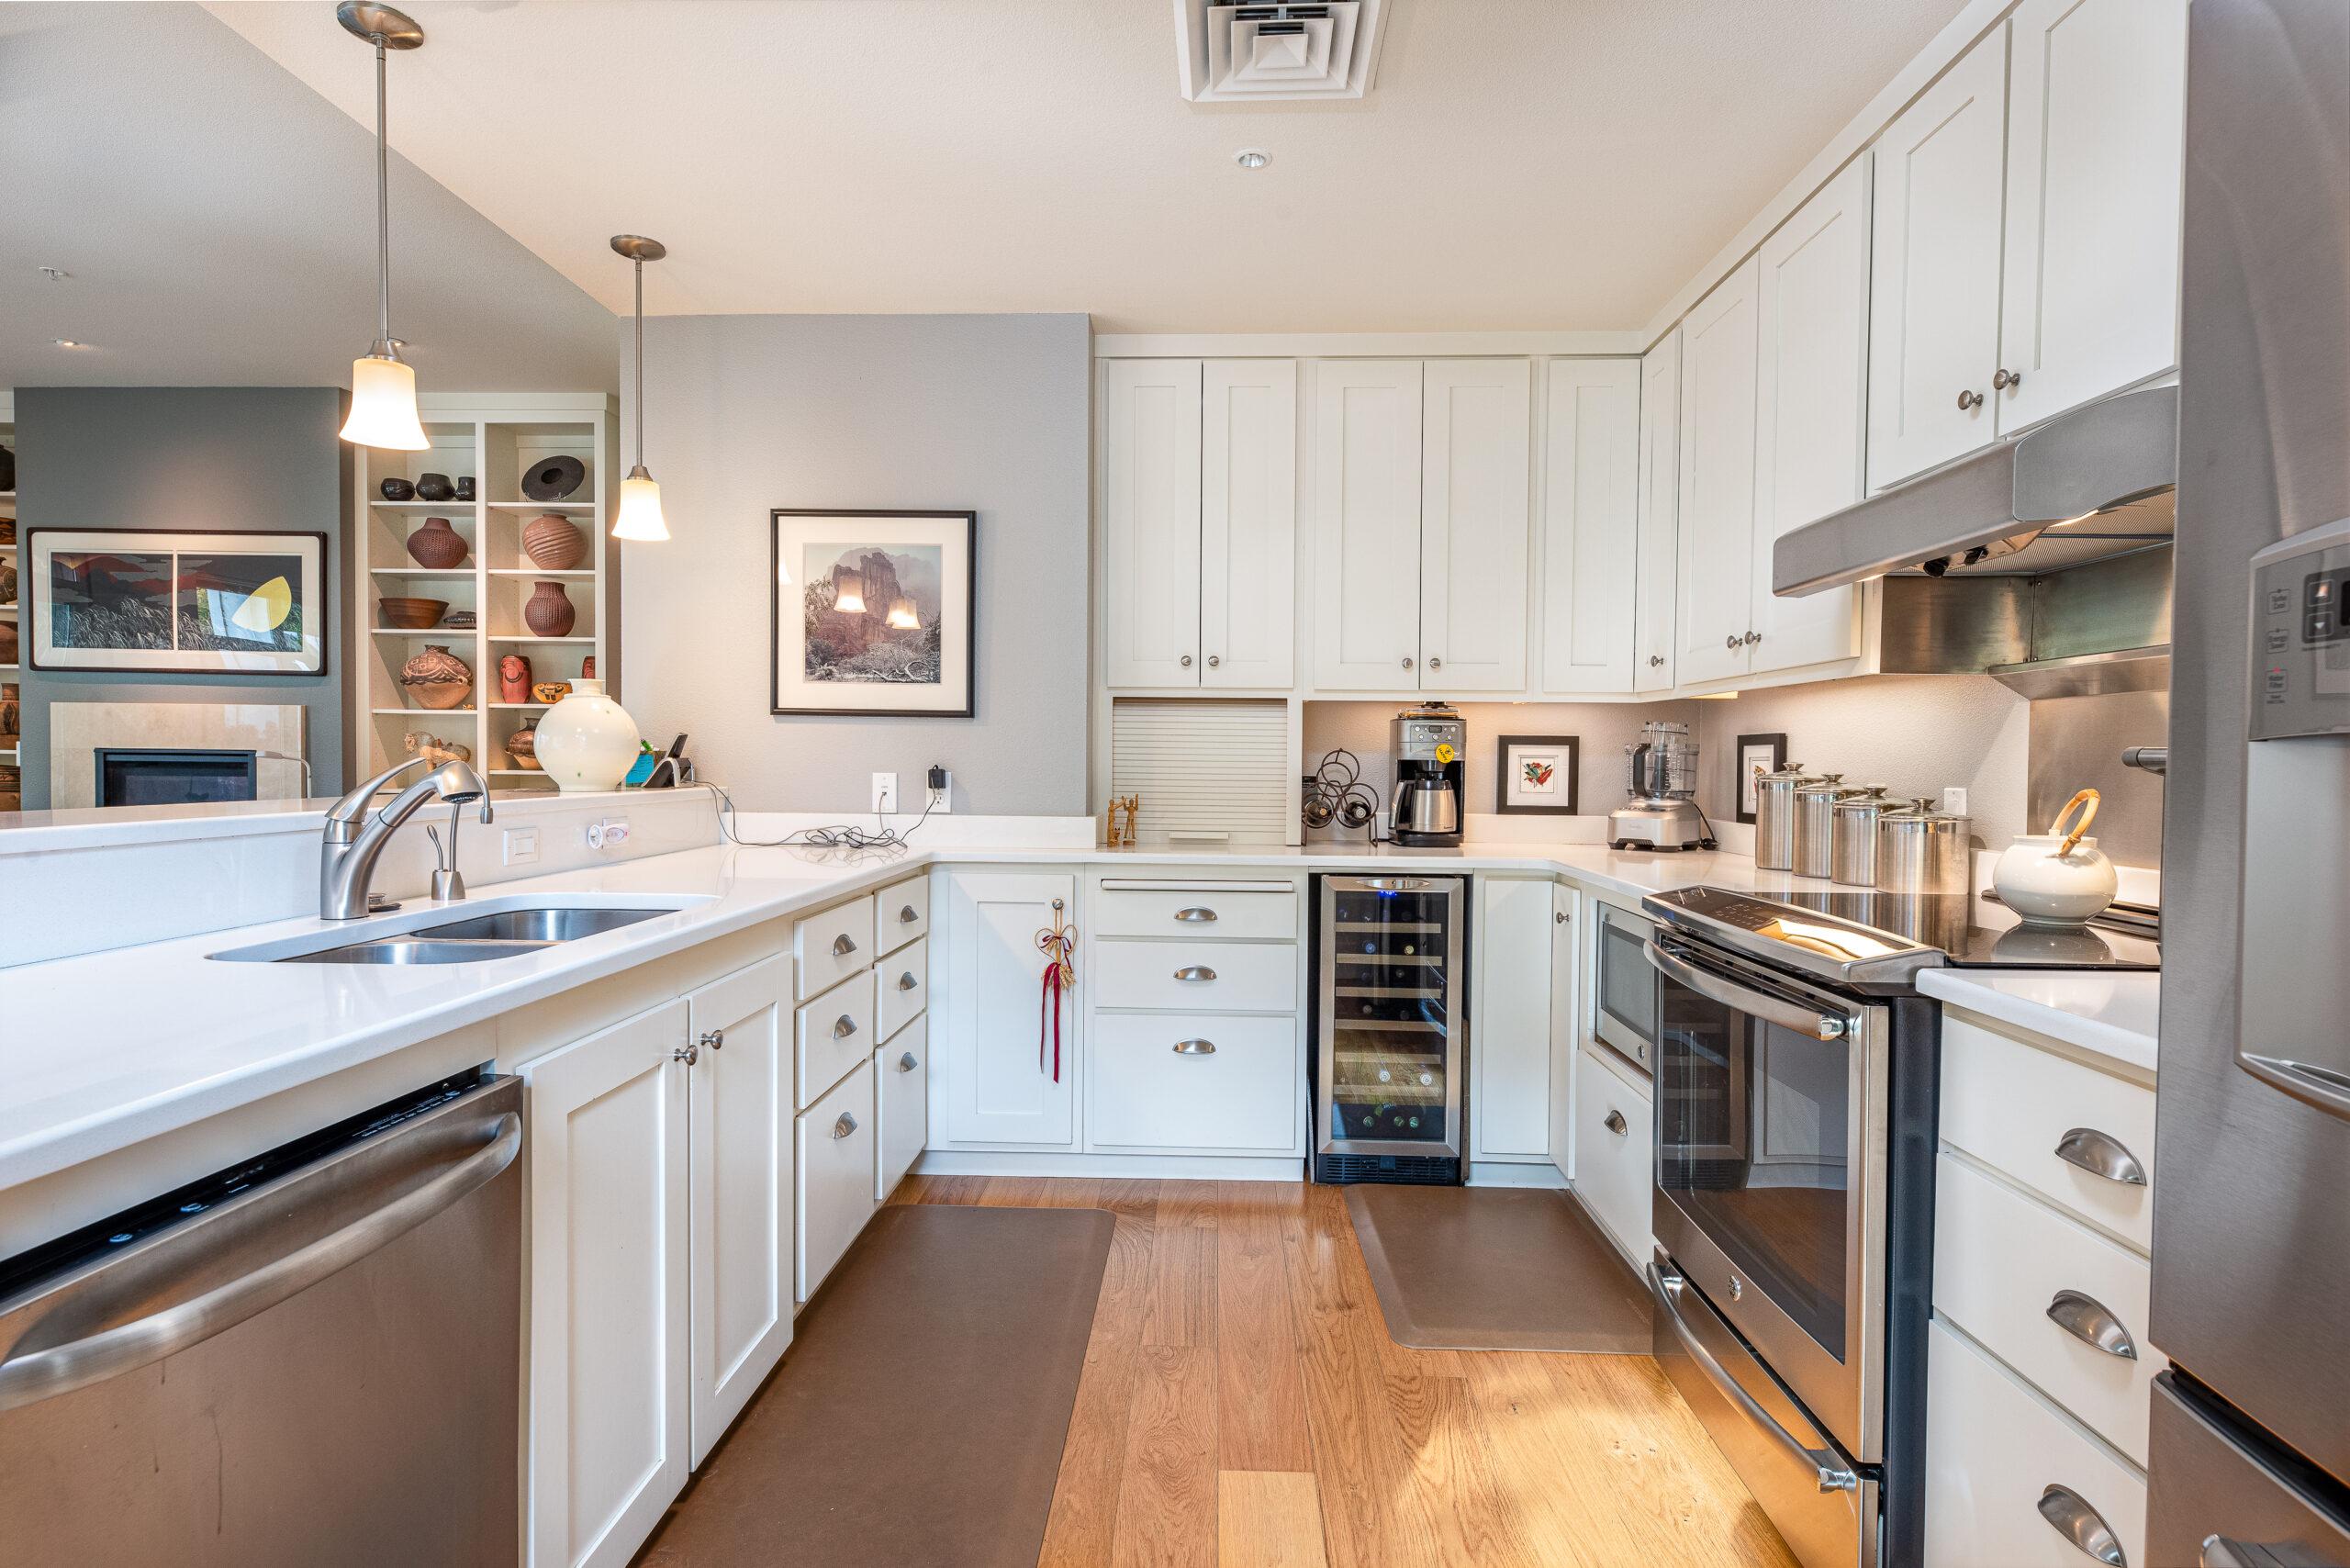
left=1318, top=876, right=1464, bottom=1157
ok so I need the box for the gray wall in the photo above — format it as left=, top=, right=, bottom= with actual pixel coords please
left=621, top=313, right=1091, bottom=814
left=15, top=386, right=352, bottom=808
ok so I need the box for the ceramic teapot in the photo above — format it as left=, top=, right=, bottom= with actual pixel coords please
left=1993, top=788, right=2119, bottom=925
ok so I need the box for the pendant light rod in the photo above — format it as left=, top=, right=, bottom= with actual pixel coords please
left=610, top=235, right=667, bottom=475
left=336, top=5, right=422, bottom=354
left=609, top=234, right=672, bottom=542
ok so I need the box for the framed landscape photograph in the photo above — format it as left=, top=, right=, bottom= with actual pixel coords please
left=770, top=510, right=975, bottom=717
left=1736, top=732, right=1789, bottom=823
left=1496, top=734, right=1579, bottom=815
left=26, top=528, right=327, bottom=675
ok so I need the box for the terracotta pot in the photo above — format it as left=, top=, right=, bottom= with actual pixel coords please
left=505, top=722, right=541, bottom=769
left=581, top=655, right=596, bottom=681
left=406, top=515, right=470, bottom=569
left=522, top=511, right=586, bottom=570
left=0, top=622, right=17, bottom=666
left=523, top=580, right=577, bottom=637
left=531, top=681, right=570, bottom=705
left=399, top=644, right=474, bottom=711
left=498, top=652, right=533, bottom=704
left=0, top=558, right=15, bottom=606
left=2, top=683, right=17, bottom=738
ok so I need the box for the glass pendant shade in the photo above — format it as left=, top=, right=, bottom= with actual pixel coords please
left=341, top=353, right=429, bottom=451
left=611, top=465, right=670, bottom=543
left=887, top=595, right=921, bottom=630
left=833, top=568, right=867, bottom=614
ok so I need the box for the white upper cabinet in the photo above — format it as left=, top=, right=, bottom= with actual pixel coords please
left=1996, top=0, right=2188, bottom=432
left=1102, top=359, right=1203, bottom=686
left=1419, top=358, right=1531, bottom=692
left=1867, top=26, right=2009, bottom=491
left=1675, top=259, right=1762, bottom=687
left=1633, top=333, right=1681, bottom=694
left=1312, top=360, right=1426, bottom=689
left=1199, top=359, right=1297, bottom=689
left=1539, top=358, right=1641, bottom=695
left=1751, top=158, right=1870, bottom=673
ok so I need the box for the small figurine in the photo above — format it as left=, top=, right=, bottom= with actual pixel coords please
left=498, top=653, right=533, bottom=704
left=1103, top=793, right=1142, bottom=847
left=403, top=730, right=473, bottom=767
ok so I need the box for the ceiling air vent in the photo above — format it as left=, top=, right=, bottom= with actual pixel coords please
left=1174, top=0, right=1388, bottom=102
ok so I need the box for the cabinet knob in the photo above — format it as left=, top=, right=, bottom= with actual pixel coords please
left=1604, top=1108, right=1628, bottom=1136
left=831, top=933, right=858, bottom=958
left=699, top=1028, right=724, bottom=1053
left=2035, top=1485, right=2124, bottom=1568
left=833, top=1112, right=859, bottom=1139
left=897, top=970, right=918, bottom=991
left=1180, top=654, right=1193, bottom=667
left=1402, top=656, right=1414, bottom=669
left=1555, top=910, right=1568, bottom=924
left=672, top=1042, right=699, bottom=1067
left=1648, top=655, right=1665, bottom=667
left=1207, top=655, right=1220, bottom=667
left=1172, top=1038, right=1217, bottom=1056
left=833, top=1014, right=859, bottom=1039
left=1173, top=965, right=1217, bottom=982
left=898, top=1051, right=920, bottom=1073
left=1726, top=634, right=1742, bottom=651
left=1744, top=630, right=1762, bottom=646
left=1994, top=367, right=2024, bottom=391
left=1957, top=387, right=1986, bottom=411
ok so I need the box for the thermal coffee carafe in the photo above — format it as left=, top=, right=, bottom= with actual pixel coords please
left=1390, top=704, right=1465, bottom=847
left=1609, top=721, right=1716, bottom=851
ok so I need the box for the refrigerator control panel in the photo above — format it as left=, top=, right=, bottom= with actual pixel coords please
left=2249, top=513, right=2350, bottom=740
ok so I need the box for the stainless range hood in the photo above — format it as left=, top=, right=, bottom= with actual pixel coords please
left=1774, top=384, right=2177, bottom=697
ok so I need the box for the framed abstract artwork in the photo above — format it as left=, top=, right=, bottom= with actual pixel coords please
left=1496, top=734, right=1580, bottom=815
left=26, top=528, right=328, bottom=675
left=1736, top=732, right=1789, bottom=823
left=770, top=510, right=976, bottom=717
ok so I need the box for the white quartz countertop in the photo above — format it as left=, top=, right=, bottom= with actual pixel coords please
left=0, top=834, right=2154, bottom=1190
left=1917, top=968, right=2161, bottom=1074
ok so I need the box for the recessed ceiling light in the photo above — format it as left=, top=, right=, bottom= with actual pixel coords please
left=1234, top=149, right=1270, bottom=170
left=54, top=338, right=91, bottom=349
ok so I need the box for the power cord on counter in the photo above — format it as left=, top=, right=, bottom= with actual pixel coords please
left=688, top=778, right=939, bottom=851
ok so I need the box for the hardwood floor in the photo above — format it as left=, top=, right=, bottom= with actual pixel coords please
left=890, top=1175, right=1798, bottom=1568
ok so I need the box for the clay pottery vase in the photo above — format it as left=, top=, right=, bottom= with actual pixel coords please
left=379, top=476, right=416, bottom=501
left=498, top=652, right=533, bottom=704
left=506, top=722, right=541, bottom=769
left=581, top=655, right=596, bottom=680
left=535, top=678, right=638, bottom=792
left=406, top=515, right=470, bottom=569
left=521, top=454, right=586, bottom=501
left=2, top=683, right=17, bottom=738
left=531, top=680, right=570, bottom=705
left=455, top=476, right=476, bottom=501
left=0, top=558, right=15, bottom=606
left=522, top=511, right=586, bottom=570
left=0, top=622, right=17, bottom=666
left=376, top=596, right=447, bottom=630
left=0, top=444, right=15, bottom=491
left=414, top=471, right=456, bottom=502
left=523, top=580, right=577, bottom=637
left=400, top=644, right=474, bottom=711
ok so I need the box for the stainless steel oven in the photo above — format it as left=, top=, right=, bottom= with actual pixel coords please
left=1592, top=902, right=1659, bottom=1071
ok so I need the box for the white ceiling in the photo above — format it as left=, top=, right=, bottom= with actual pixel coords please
left=0, top=3, right=617, bottom=391
left=212, top=0, right=1973, bottom=334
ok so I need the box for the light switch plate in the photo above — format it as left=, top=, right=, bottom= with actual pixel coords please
left=1942, top=786, right=1969, bottom=818
left=502, top=826, right=540, bottom=866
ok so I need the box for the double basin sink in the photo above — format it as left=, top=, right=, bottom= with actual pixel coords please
left=211, top=897, right=708, bottom=965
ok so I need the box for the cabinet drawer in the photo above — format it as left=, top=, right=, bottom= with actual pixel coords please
left=877, top=937, right=928, bottom=1041
left=1926, top=1316, right=2148, bottom=1568
left=1940, top=1014, right=2156, bottom=1250
left=1095, top=885, right=1296, bottom=941
left=876, top=1016, right=928, bottom=1201
left=795, top=969, right=876, bottom=1111
left=1934, top=1151, right=2156, bottom=1465
left=1093, top=938, right=1296, bottom=1013
left=794, top=894, right=875, bottom=1001
left=795, top=1059, right=876, bottom=1303
left=1572, top=1046, right=1653, bottom=1267
left=1089, top=1013, right=1297, bottom=1152
left=877, top=876, right=928, bottom=956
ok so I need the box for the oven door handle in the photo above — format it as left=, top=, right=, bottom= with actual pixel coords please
left=1648, top=1261, right=1861, bottom=1495
left=1644, top=940, right=1850, bottom=1041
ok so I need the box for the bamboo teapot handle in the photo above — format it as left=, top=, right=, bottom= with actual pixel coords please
left=2049, top=789, right=2101, bottom=857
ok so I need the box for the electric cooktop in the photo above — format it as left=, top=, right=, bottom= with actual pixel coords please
left=1642, top=885, right=2162, bottom=991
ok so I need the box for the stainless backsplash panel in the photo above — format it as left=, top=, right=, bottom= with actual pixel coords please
left=2028, top=689, right=2168, bottom=871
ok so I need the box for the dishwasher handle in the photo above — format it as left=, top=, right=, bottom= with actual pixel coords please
left=0, top=1109, right=521, bottom=1415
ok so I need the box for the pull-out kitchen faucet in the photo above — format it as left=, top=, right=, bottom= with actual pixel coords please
left=319, top=756, right=494, bottom=919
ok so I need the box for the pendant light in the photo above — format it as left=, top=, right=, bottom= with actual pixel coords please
left=610, top=234, right=671, bottom=542
left=335, top=4, right=430, bottom=451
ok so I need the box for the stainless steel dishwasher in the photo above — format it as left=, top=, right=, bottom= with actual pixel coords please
left=0, top=1071, right=523, bottom=1567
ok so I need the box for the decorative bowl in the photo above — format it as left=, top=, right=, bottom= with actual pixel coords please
left=377, top=596, right=449, bottom=630
left=520, top=455, right=587, bottom=501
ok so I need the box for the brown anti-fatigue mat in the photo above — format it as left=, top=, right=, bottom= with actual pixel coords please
left=635, top=1204, right=1115, bottom=1568
left=1345, top=1183, right=1653, bottom=1353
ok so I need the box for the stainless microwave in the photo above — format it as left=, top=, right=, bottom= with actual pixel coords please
left=1593, top=902, right=1659, bottom=1071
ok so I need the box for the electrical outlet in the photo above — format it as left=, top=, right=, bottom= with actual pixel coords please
left=1942, top=786, right=1969, bottom=818
left=585, top=817, right=631, bottom=851
left=871, top=772, right=900, bottom=814
left=926, top=767, right=953, bottom=812
left=502, top=826, right=541, bottom=866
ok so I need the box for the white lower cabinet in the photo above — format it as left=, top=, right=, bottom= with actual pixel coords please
left=523, top=999, right=692, bottom=1568
left=796, top=1058, right=877, bottom=1302
left=1089, top=1012, right=1296, bottom=1152
left=795, top=967, right=876, bottom=1111
left=1572, top=1044, right=1652, bottom=1267
left=1472, top=876, right=1556, bottom=1161
left=936, top=869, right=1080, bottom=1147
left=877, top=1015, right=929, bottom=1199
left=1926, top=1316, right=2148, bottom=1568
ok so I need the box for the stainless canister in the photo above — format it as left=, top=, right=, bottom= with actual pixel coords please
left=1874, top=797, right=1973, bottom=893
left=1751, top=762, right=1814, bottom=871
left=1791, top=773, right=1850, bottom=879
left=1830, top=786, right=1893, bottom=886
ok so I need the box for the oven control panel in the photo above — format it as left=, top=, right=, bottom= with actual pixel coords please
left=2249, top=513, right=2350, bottom=740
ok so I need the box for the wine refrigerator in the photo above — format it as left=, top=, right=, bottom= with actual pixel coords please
left=1311, top=874, right=1468, bottom=1185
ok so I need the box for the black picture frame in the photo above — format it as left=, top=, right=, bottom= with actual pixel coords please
left=1495, top=734, right=1580, bottom=815
left=1735, top=732, right=1789, bottom=823
left=25, top=526, right=330, bottom=677
left=769, top=509, right=977, bottom=718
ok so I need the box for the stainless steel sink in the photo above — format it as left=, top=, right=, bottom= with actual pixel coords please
left=279, top=938, right=560, bottom=966
left=213, top=902, right=688, bottom=965
left=410, top=906, right=672, bottom=944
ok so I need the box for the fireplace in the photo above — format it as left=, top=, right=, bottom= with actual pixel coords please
left=94, top=747, right=259, bottom=807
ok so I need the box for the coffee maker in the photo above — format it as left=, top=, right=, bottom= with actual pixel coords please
left=1390, top=703, right=1465, bottom=848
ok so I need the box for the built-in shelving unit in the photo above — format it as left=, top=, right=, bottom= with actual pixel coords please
left=348, top=393, right=620, bottom=795
left=2, top=398, right=20, bottom=806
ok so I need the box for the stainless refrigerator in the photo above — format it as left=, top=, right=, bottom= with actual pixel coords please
left=2149, top=3, right=2350, bottom=1562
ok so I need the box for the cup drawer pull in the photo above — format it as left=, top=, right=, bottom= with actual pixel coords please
left=898, top=1051, right=919, bottom=1073
left=832, top=1014, right=858, bottom=1039
left=897, top=971, right=919, bottom=991
left=1172, top=1039, right=1216, bottom=1056
left=2036, top=1484, right=2125, bottom=1566
left=1173, top=907, right=1217, bottom=923
left=2053, top=1126, right=2148, bottom=1186
left=2045, top=1289, right=2139, bottom=1361
left=899, top=903, right=920, bottom=924
left=1173, top=966, right=1217, bottom=983
left=1603, top=1109, right=1628, bottom=1137
left=830, top=933, right=858, bottom=958
left=832, top=1112, right=858, bottom=1139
